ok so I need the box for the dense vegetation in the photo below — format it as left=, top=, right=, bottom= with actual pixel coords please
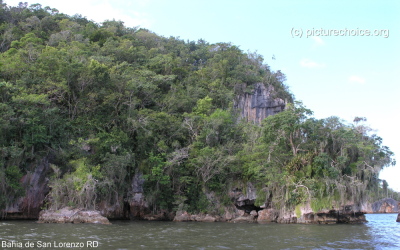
left=0, top=2, right=397, bottom=215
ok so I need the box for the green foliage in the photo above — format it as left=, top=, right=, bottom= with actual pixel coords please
left=4, top=165, right=24, bottom=191
left=311, top=196, right=334, bottom=212
left=193, top=95, right=213, bottom=117
left=48, top=159, right=101, bottom=210
left=143, top=153, right=174, bottom=211
left=0, top=2, right=395, bottom=216
left=295, top=204, right=302, bottom=218
left=0, top=165, right=25, bottom=209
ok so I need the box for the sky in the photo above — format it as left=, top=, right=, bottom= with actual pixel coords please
left=4, top=0, right=400, bottom=191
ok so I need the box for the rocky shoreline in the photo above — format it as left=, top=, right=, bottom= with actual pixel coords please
left=172, top=208, right=366, bottom=224
left=38, top=207, right=111, bottom=224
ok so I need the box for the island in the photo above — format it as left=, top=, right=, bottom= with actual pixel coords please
left=0, top=2, right=398, bottom=224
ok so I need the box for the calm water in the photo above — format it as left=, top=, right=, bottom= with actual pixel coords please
left=1, top=214, right=399, bottom=249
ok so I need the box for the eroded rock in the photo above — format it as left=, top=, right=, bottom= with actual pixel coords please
left=128, top=171, right=150, bottom=220
left=257, top=209, right=278, bottom=223
left=173, top=211, right=191, bottom=222
left=38, top=207, right=111, bottom=224
left=371, top=198, right=399, bottom=213
left=231, top=214, right=256, bottom=223
left=173, top=211, right=219, bottom=222
left=229, top=183, right=259, bottom=212
left=297, top=206, right=367, bottom=224
left=143, top=210, right=174, bottom=221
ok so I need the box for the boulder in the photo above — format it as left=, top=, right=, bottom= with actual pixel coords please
left=396, top=213, right=400, bottom=222
left=257, top=209, right=278, bottom=223
left=38, top=207, right=111, bottom=224
left=202, top=214, right=217, bottom=222
left=173, top=211, right=218, bottom=222
left=224, top=210, right=233, bottom=221
left=173, top=211, right=191, bottom=222
left=143, top=210, right=174, bottom=221
left=231, top=215, right=256, bottom=223
left=371, top=198, right=399, bottom=213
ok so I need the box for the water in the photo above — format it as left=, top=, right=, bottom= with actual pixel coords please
left=1, top=214, right=399, bottom=249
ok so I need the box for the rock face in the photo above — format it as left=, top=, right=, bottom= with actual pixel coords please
left=371, top=198, right=399, bottom=213
left=1, top=164, right=159, bottom=221
left=38, top=207, right=111, bottom=224
left=97, top=199, right=127, bottom=219
left=229, top=183, right=260, bottom=213
left=2, top=157, right=51, bottom=219
left=307, top=210, right=366, bottom=224
left=300, top=204, right=367, bottom=224
left=94, top=170, right=155, bottom=220
left=257, top=209, right=278, bottom=223
left=128, top=171, right=151, bottom=220
left=234, top=83, right=286, bottom=124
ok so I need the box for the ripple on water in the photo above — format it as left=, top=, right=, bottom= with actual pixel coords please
left=0, top=215, right=399, bottom=249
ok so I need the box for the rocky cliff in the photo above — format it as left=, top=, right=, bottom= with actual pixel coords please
left=234, top=83, right=286, bottom=124
left=2, top=157, right=51, bottom=219
left=371, top=198, right=399, bottom=213
left=2, top=157, right=133, bottom=220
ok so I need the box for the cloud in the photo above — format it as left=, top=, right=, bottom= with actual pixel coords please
left=300, top=58, right=325, bottom=68
left=348, top=75, right=366, bottom=84
left=311, top=36, right=324, bottom=46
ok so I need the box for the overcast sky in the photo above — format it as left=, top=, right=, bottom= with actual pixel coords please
left=4, top=0, right=400, bottom=191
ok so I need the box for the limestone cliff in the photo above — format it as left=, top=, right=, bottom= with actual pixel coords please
left=128, top=170, right=151, bottom=220
left=371, top=198, right=399, bottom=213
left=2, top=157, right=51, bottom=219
left=2, top=157, right=136, bottom=220
left=234, top=83, right=286, bottom=124
left=227, top=185, right=367, bottom=224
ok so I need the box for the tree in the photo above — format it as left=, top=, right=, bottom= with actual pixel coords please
left=262, top=102, right=313, bottom=157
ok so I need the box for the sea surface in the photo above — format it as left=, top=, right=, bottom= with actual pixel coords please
left=1, top=213, right=399, bottom=249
